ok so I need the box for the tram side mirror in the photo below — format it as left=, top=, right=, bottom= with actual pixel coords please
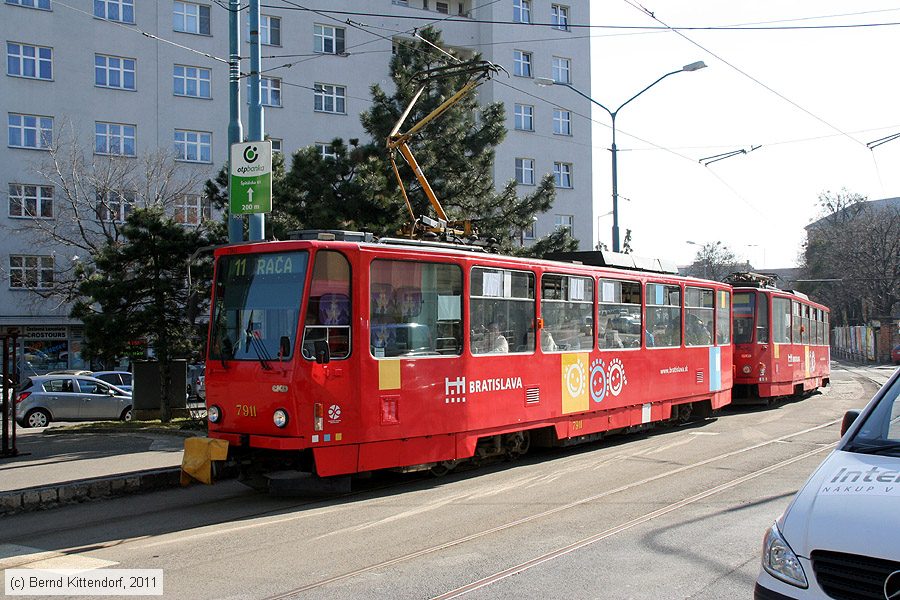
left=840, top=410, right=860, bottom=437
left=279, top=336, right=291, bottom=359
left=314, top=339, right=330, bottom=364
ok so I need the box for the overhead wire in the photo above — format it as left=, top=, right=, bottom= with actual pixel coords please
left=52, top=0, right=230, bottom=64
left=621, top=0, right=868, bottom=149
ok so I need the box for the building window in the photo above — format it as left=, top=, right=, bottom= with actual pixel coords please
left=8, top=183, right=53, bottom=218
left=174, top=193, right=210, bottom=225
left=555, top=214, right=573, bottom=232
left=270, top=138, right=282, bottom=154
left=8, top=114, right=53, bottom=150
left=95, top=122, right=135, bottom=156
left=435, top=1, right=448, bottom=13
left=6, top=0, right=51, bottom=9
left=551, top=4, right=569, bottom=30
left=523, top=222, right=535, bottom=240
left=513, top=0, right=530, bottom=23
left=261, top=15, right=281, bottom=46
left=96, top=189, right=134, bottom=222
left=554, top=162, right=573, bottom=188
left=94, top=0, right=133, bottom=23
left=173, top=65, right=210, bottom=98
left=173, top=1, right=210, bottom=35
left=95, top=54, right=135, bottom=90
left=9, top=255, right=53, bottom=288
left=553, top=108, right=571, bottom=135
left=314, top=24, right=345, bottom=54
left=7, top=43, right=53, bottom=80
left=513, top=50, right=532, bottom=77
left=260, top=77, right=281, bottom=107
left=514, top=104, right=534, bottom=131
left=515, top=158, right=535, bottom=185
left=314, top=83, right=346, bottom=114
left=316, top=143, right=336, bottom=159
left=552, top=56, right=571, bottom=83
left=174, top=129, right=211, bottom=163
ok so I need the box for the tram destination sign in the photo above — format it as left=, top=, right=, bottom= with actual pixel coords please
left=230, top=141, right=272, bottom=215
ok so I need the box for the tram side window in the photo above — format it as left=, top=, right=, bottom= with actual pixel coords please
left=772, top=297, right=791, bottom=343
left=302, top=251, right=351, bottom=360
left=598, top=279, right=641, bottom=349
left=757, top=294, right=769, bottom=343
left=802, top=304, right=811, bottom=345
left=813, top=308, right=820, bottom=345
left=369, top=260, right=462, bottom=358
left=716, top=289, right=731, bottom=345
left=733, top=292, right=754, bottom=345
left=818, top=310, right=826, bottom=345
left=541, top=274, right=593, bottom=352
left=824, top=312, right=830, bottom=345
left=685, top=287, right=714, bottom=346
left=646, top=283, right=681, bottom=348
left=470, top=267, right=535, bottom=354
left=792, top=301, right=802, bottom=344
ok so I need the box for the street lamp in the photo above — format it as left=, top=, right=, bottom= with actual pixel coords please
left=537, top=60, right=707, bottom=252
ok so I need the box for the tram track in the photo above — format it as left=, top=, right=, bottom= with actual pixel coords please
left=263, top=418, right=840, bottom=600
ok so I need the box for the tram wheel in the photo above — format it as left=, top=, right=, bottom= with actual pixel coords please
left=430, top=460, right=460, bottom=477
left=674, top=403, right=693, bottom=424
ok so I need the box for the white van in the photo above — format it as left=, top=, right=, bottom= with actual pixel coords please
left=755, top=367, right=900, bottom=600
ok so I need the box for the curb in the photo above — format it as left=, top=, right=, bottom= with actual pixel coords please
left=42, top=428, right=204, bottom=438
left=0, top=467, right=182, bottom=516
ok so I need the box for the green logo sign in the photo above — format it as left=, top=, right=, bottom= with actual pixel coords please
left=230, top=141, right=272, bottom=215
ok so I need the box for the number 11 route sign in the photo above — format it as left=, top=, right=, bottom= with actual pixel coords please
left=230, top=141, right=272, bottom=215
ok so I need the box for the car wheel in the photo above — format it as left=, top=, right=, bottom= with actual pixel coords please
left=24, top=408, right=50, bottom=428
left=121, top=407, right=133, bottom=422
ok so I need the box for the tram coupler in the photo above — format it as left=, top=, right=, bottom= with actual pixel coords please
left=265, top=471, right=352, bottom=497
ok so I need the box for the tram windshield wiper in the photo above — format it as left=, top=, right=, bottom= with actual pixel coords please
left=845, top=440, right=900, bottom=456
left=244, top=311, right=272, bottom=370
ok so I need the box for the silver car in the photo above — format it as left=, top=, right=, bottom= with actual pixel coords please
left=92, top=371, right=133, bottom=393
left=15, top=375, right=133, bottom=428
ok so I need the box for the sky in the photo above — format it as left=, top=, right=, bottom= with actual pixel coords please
left=577, top=1, right=900, bottom=269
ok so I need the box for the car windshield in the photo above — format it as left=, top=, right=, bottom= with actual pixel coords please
left=846, top=374, right=900, bottom=455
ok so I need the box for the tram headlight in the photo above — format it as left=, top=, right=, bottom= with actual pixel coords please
left=208, top=405, right=221, bottom=423
left=742, top=365, right=752, bottom=375
left=761, top=523, right=807, bottom=588
left=273, top=409, right=289, bottom=428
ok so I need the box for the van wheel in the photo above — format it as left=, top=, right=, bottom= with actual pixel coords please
left=120, top=407, right=133, bottom=422
left=25, top=408, right=50, bottom=428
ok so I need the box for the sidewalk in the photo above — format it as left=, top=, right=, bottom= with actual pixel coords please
left=0, top=427, right=195, bottom=514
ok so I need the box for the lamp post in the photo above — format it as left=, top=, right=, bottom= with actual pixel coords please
left=537, top=61, right=707, bottom=252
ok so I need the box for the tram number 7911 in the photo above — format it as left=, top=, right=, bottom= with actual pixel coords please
left=236, top=404, right=258, bottom=417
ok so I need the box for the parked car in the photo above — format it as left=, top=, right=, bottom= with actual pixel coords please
left=92, top=370, right=133, bottom=393
left=755, top=367, right=900, bottom=599
left=15, top=375, right=133, bottom=428
left=892, top=343, right=900, bottom=365
left=186, top=364, right=205, bottom=401
left=195, top=374, right=205, bottom=402
left=46, top=370, right=93, bottom=376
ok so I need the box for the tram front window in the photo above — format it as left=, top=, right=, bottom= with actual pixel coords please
left=210, top=251, right=309, bottom=362
left=733, top=292, right=755, bottom=344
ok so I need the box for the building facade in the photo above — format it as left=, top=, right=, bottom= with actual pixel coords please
left=1, top=0, right=595, bottom=372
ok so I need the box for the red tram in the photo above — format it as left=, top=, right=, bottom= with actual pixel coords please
left=200, top=232, right=733, bottom=487
left=730, top=274, right=830, bottom=403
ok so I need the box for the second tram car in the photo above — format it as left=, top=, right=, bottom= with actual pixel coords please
left=200, top=233, right=734, bottom=487
left=731, top=274, right=830, bottom=403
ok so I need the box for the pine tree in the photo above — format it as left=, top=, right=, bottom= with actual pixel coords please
left=71, top=207, right=214, bottom=421
left=204, top=28, right=577, bottom=253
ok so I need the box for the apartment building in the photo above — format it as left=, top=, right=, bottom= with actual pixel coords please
left=0, top=0, right=594, bottom=370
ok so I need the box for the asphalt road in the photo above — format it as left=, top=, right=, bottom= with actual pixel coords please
left=1, top=363, right=895, bottom=600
